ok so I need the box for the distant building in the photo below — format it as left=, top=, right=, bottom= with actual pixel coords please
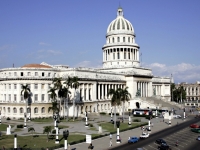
left=0, top=7, right=171, bottom=119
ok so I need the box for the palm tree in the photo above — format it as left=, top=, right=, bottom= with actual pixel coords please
left=119, top=87, right=131, bottom=121
left=71, top=76, right=80, bottom=121
left=43, top=126, right=52, bottom=142
left=28, top=127, right=35, bottom=138
left=48, top=87, right=59, bottom=116
left=64, top=76, right=73, bottom=120
left=60, top=86, right=71, bottom=119
left=108, top=88, right=121, bottom=128
left=21, top=84, right=31, bottom=128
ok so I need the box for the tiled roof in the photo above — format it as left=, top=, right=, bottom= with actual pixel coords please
left=21, top=64, right=52, bottom=68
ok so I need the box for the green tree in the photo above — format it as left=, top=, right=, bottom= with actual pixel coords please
left=71, top=76, right=80, bottom=121
left=48, top=87, right=59, bottom=116
left=119, top=87, right=131, bottom=120
left=43, top=126, right=52, bottom=142
left=108, top=88, right=121, bottom=128
left=21, top=84, right=31, bottom=128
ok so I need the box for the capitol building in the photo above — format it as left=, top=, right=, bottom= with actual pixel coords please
left=0, top=7, right=171, bottom=119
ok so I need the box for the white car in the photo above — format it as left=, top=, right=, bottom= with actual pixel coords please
left=174, top=115, right=182, bottom=119
left=197, top=136, right=200, bottom=141
left=140, top=132, right=149, bottom=139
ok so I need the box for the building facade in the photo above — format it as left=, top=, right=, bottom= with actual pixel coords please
left=0, top=7, right=171, bottom=119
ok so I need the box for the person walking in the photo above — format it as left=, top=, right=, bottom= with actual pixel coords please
left=109, top=133, right=112, bottom=140
left=88, top=143, right=94, bottom=150
left=109, top=139, right=112, bottom=147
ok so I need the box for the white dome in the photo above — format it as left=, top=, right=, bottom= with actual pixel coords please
left=107, top=7, right=134, bottom=34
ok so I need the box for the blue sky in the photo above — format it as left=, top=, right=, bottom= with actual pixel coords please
left=0, top=0, right=200, bottom=83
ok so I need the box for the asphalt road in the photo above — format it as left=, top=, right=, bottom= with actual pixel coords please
left=109, top=117, right=200, bottom=150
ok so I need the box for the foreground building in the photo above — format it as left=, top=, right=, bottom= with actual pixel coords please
left=0, top=7, right=171, bottom=119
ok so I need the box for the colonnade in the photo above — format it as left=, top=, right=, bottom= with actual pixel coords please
left=103, top=48, right=139, bottom=62
left=152, top=85, right=162, bottom=96
left=137, top=81, right=149, bottom=97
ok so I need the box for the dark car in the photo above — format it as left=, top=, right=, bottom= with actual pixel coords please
left=155, top=139, right=167, bottom=145
left=158, top=143, right=171, bottom=150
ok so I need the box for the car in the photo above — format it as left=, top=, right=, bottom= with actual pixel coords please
left=190, top=124, right=200, bottom=128
left=155, top=139, right=167, bottom=145
left=158, top=143, right=171, bottom=150
left=173, top=115, right=182, bottom=119
left=191, top=128, right=200, bottom=133
left=128, top=137, right=139, bottom=143
left=140, top=132, right=149, bottom=139
left=196, top=136, right=200, bottom=140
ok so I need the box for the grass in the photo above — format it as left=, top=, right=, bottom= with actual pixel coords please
left=0, top=134, right=86, bottom=149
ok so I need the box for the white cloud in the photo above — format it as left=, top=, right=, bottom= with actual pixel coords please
left=39, top=42, right=50, bottom=46
left=0, top=45, right=14, bottom=51
left=74, top=60, right=102, bottom=68
left=144, top=62, right=200, bottom=83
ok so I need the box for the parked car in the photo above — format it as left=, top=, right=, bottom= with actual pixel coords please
left=155, top=139, right=167, bottom=145
left=158, top=143, right=171, bottom=150
left=190, top=124, right=200, bottom=128
left=173, top=115, right=182, bottom=119
left=140, top=132, right=149, bottom=139
left=128, top=137, right=139, bottom=143
left=191, top=128, right=200, bottom=133
left=196, top=136, right=200, bottom=140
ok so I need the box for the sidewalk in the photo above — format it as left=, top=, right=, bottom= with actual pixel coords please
left=57, top=109, right=191, bottom=150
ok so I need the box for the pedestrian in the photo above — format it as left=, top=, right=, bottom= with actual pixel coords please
left=109, top=133, right=112, bottom=140
left=109, top=140, right=112, bottom=147
left=88, top=143, right=94, bottom=150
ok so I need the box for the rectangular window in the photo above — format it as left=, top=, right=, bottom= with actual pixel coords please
left=14, top=72, right=17, bottom=76
left=27, top=72, right=31, bottom=76
left=48, top=73, right=51, bottom=77
left=21, top=72, right=23, bottom=76
left=35, top=72, right=38, bottom=76
left=41, top=94, right=45, bottom=101
left=4, top=94, right=6, bottom=101
left=113, top=53, right=115, bottom=60
left=9, top=72, right=11, bottom=76
left=117, top=52, right=120, bottom=59
left=9, top=84, right=11, bottom=89
left=124, top=53, right=126, bottom=59
left=42, top=72, right=44, bottom=76
left=41, top=84, right=45, bottom=89
left=9, top=94, right=11, bottom=101
left=48, top=94, right=51, bottom=101
left=34, top=84, right=38, bottom=89
left=34, top=94, right=38, bottom=101
left=128, top=53, right=130, bottom=59
left=14, top=94, right=17, bottom=101
left=14, top=84, right=17, bottom=89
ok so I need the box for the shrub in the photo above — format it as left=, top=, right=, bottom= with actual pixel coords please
left=89, top=123, right=93, bottom=127
left=100, top=112, right=106, bottom=115
left=133, top=119, right=141, bottom=122
left=6, top=117, right=11, bottom=120
left=17, top=124, right=24, bottom=128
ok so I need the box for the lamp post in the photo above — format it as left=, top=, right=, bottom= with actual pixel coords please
left=156, top=107, right=158, bottom=118
left=169, top=111, right=171, bottom=126
left=110, top=107, right=113, bottom=122
left=183, top=108, right=186, bottom=120
left=54, top=113, right=59, bottom=144
left=116, top=121, right=121, bottom=143
left=63, top=130, right=69, bottom=150
left=148, top=110, right=151, bottom=132
left=24, top=112, right=27, bottom=128
left=85, top=111, right=88, bottom=127
left=14, top=134, right=17, bottom=150
left=128, top=112, right=131, bottom=125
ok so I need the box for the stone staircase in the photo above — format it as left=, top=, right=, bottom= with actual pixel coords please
left=141, top=96, right=182, bottom=110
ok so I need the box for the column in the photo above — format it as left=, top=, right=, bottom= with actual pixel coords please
left=137, top=49, right=139, bottom=61
left=105, top=84, right=107, bottom=99
left=82, top=84, right=85, bottom=101
left=108, top=84, right=111, bottom=99
left=86, top=84, right=89, bottom=100
left=102, top=84, right=104, bottom=99
left=98, top=84, right=100, bottom=100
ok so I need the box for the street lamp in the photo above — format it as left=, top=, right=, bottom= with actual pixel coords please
left=85, top=111, right=89, bottom=127
left=148, top=110, right=152, bottom=132
left=116, top=121, right=121, bottom=143
left=24, top=112, right=27, bottom=128
left=63, top=130, right=69, bottom=150
left=110, top=107, right=113, bottom=122
left=183, top=108, right=186, bottom=120
left=128, top=112, right=131, bottom=125
left=14, top=134, right=17, bottom=150
left=54, top=113, right=59, bottom=144
left=156, top=107, right=158, bottom=118
left=168, top=111, right=171, bottom=126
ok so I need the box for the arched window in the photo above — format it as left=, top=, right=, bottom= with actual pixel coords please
left=8, top=107, right=10, bottom=113
left=117, top=37, right=120, bottom=42
left=41, top=107, right=45, bottom=113
left=3, top=107, right=6, bottom=113
left=20, top=107, right=24, bottom=113
left=34, top=107, right=38, bottom=113
left=13, top=107, right=17, bottom=113
left=27, top=108, right=31, bottom=113
left=123, top=37, right=125, bottom=42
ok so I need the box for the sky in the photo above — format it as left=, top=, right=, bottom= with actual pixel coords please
left=0, top=0, right=200, bottom=84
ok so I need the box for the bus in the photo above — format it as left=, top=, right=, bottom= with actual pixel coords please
left=132, top=108, right=168, bottom=116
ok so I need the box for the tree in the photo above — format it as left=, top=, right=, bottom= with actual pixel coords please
left=28, top=127, right=35, bottom=138
left=43, top=126, right=52, bottom=142
left=21, top=84, right=31, bottom=128
left=108, top=88, right=121, bottom=128
left=48, top=87, right=59, bottom=116
left=71, top=76, right=80, bottom=121
left=119, top=87, right=131, bottom=120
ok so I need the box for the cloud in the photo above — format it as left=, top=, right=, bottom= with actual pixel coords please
left=0, top=45, right=15, bottom=51
left=74, top=60, right=102, bottom=68
left=39, top=42, right=50, bottom=46
left=144, top=62, right=200, bottom=83
left=26, top=49, right=62, bottom=59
